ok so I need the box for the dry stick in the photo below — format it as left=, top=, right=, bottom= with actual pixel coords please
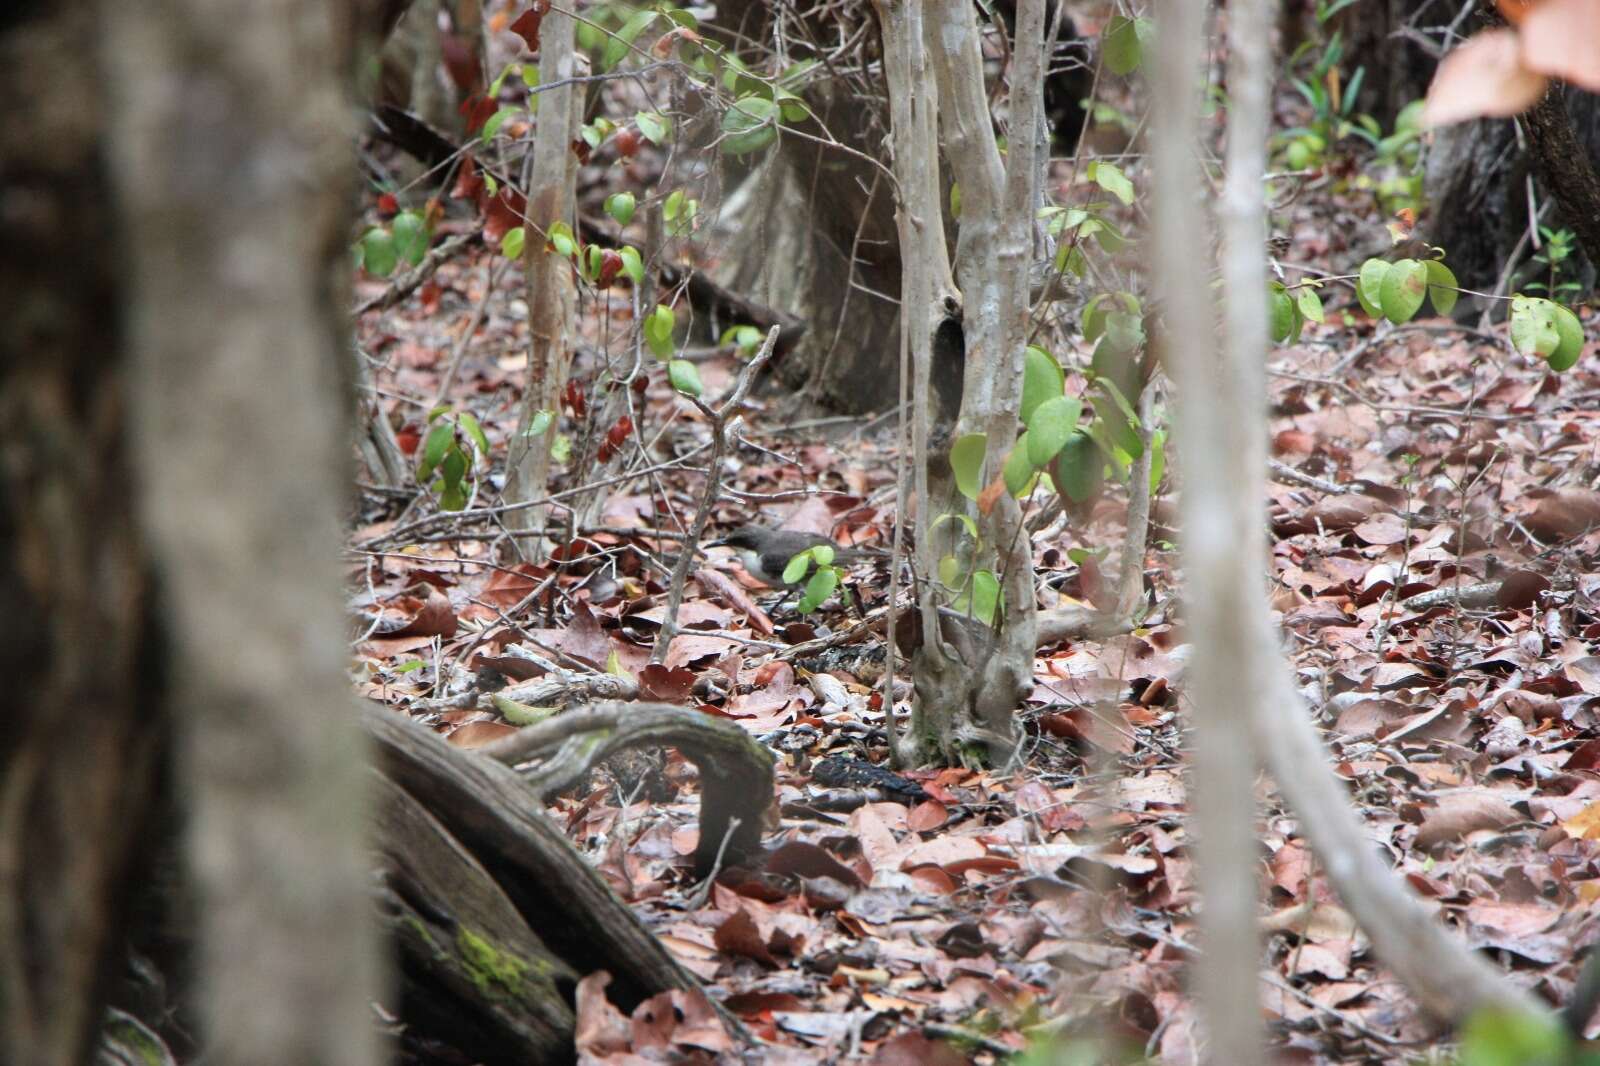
left=648, top=326, right=780, bottom=666
left=357, top=446, right=710, bottom=549
left=430, top=255, right=511, bottom=410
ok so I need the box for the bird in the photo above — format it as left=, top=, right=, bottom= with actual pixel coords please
left=707, top=525, right=881, bottom=587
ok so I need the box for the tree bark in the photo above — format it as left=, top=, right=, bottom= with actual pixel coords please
left=103, top=0, right=384, bottom=1061
left=1150, top=0, right=1267, bottom=1058
left=505, top=10, right=580, bottom=539
left=0, top=8, right=167, bottom=1063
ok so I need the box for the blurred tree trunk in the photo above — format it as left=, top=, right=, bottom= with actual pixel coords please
left=103, top=0, right=385, bottom=1062
left=0, top=8, right=167, bottom=1063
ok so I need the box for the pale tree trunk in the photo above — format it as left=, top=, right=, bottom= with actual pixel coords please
left=104, top=1, right=383, bottom=1063
left=909, top=0, right=1046, bottom=766
left=873, top=0, right=1046, bottom=767
left=1151, top=0, right=1546, bottom=1032
left=0, top=8, right=166, bottom=1062
left=505, top=10, right=580, bottom=543
left=1148, top=0, right=1265, bottom=1061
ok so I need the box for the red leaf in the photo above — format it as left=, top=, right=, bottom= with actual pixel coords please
left=507, top=2, right=550, bottom=52
left=376, top=192, right=399, bottom=216
left=459, top=93, right=497, bottom=135
left=481, top=187, right=526, bottom=244
left=440, top=33, right=483, bottom=92
left=450, top=155, right=485, bottom=203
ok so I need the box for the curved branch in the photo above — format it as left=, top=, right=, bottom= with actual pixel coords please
left=480, top=702, right=776, bottom=875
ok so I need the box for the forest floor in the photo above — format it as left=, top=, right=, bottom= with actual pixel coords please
left=348, top=141, right=1600, bottom=1065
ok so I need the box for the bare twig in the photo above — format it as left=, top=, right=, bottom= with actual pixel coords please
left=648, top=326, right=780, bottom=666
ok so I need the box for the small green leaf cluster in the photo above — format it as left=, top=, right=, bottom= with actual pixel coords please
left=1038, top=166, right=1130, bottom=277
left=417, top=406, right=490, bottom=511
left=1509, top=294, right=1585, bottom=371
left=640, top=304, right=701, bottom=397
left=1269, top=280, right=1326, bottom=344
left=719, top=324, right=764, bottom=356
left=1275, top=30, right=1374, bottom=170
left=582, top=2, right=810, bottom=160
left=782, top=545, right=843, bottom=614
left=1350, top=99, right=1427, bottom=216
left=931, top=513, right=1003, bottom=626
left=1355, top=256, right=1458, bottom=323
left=1526, top=225, right=1584, bottom=300
left=502, top=220, right=646, bottom=294
left=355, top=209, right=431, bottom=278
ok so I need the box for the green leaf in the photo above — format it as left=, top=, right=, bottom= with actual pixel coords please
left=634, top=110, right=669, bottom=144
left=930, top=512, right=980, bottom=542
left=1378, top=258, right=1428, bottom=323
left=493, top=694, right=557, bottom=726
left=602, top=9, right=657, bottom=71
left=721, top=94, right=780, bottom=156
left=618, top=245, right=644, bottom=286
left=1424, top=259, right=1459, bottom=316
left=1269, top=286, right=1297, bottom=343
left=1003, top=442, right=1037, bottom=497
left=1295, top=286, right=1325, bottom=324
left=1021, top=345, right=1065, bottom=423
left=1357, top=258, right=1389, bottom=318
left=644, top=304, right=676, bottom=360
left=1025, top=395, right=1083, bottom=466
left=938, top=554, right=962, bottom=590
left=1053, top=432, right=1103, bottom=503
left=457, top=412, right=489, bottom=459
left=548, top=221, right=577, bottom=258
left=361, top=229, right=399, bottom=278
left=950, top=433, right=988, bottom=501
left=720, top=324, right=762, bottom=352
left=500, top=226, right=526, bottom=260
left=970, top=569, right=1000, bottom=626
left=1101, top=309, right=1145, bottom=354
left=392, top=659, right=426, bottom=674
left=524, top=409, right=555, bottom=438
left=1457, top=1008, right=1570, bottom=1066
left=392, top=211, right=429, bottom=266
left=481, top=106, right=519, bottom=144
left=439, top=448, right=469, bottom=511
left=803, top=566, right=838, bottom=607
left=1549, top=301, right=1585, bottom=371
left=810, top=544, right=834, bottom=567
left=1094, top=377, right=1144, bottom=461
left=1103, top=14, right=1151, bottom=75
left=418, top=421, right=453, bottom=480
left=1510, top=295, right=1561, bottom=359
left=1087, top=160, right=1134, bottom=205
left=605, top=191, right=636, bottom=226
left=782, top=552, right=812, bottom=584
left=949, top=181, right=961, bottom=218
left=549, top=433, right=571, bottom=463
left=582, top=244, right=605, bottom=283
left=667, top=358, right=702, bottom=397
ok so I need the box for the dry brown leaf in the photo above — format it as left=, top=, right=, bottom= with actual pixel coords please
left=1413, top=791, right=1523, bottom=849
left=1423, top=29, right=1548, bottom=127
left=1521, top=0, right=1600, bottom=90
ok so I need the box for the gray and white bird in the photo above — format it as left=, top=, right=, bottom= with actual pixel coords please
left=708, top=525, right=880, bottom=587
